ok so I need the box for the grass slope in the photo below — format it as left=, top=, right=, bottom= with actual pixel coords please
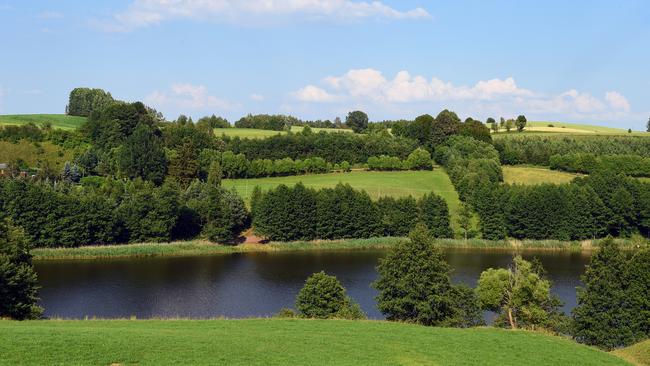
left=0, top=319, right=627, bottom=366
left=493, top=121, right=649, bottom=138
left=213, top=126, right=352, bottom=139
left=223, top=170, right=462, bottom=228
left=612, top=340, right=650, bottom=366
left=0, top=140, right=72, bottom=169
left=0, top=114, right=86, bottom=130
left=503, top=166, right=580, bottom=185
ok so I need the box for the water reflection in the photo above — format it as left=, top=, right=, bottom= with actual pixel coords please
left=35, top=249, right=590, bottom=320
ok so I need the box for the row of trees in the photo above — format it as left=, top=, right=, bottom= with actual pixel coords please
left=494, top=135, right=650, bottom=165
left=251, top=183, right=452, bottom=241
left=366, top=148, right=433, bottom=171
left=234, top=114, right=299, bottom=131
left=550, top=153, right=650, bottom=177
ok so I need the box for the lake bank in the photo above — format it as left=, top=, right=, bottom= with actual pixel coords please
left=31, top=237, right=648, bottom=261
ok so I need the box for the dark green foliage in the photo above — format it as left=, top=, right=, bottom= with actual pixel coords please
left=168, top=138, right=200, bottom=188
left=550, top=153, right=650, bottom=177
left=625, top=249, right=650, bottom=340
left=117, top=123, right=167, bottom=185
left=345, top=110, right=369, bottom=133
left=373, top=224, right=482, bottom=327
left=162, top=123, right=221, bottom=151
left=117, top=182, right=180, bottom=243
left=460, top=118, right=492, bottom=143
left=572, top=238, right=637, bottom=349
left=197, top=114, right=229, bottom=129
left=234, top=114, right=297, bottom=131
left=431, top=109, right=462, bottom=146
left=67, top=87, right=114, bottom=117
left=0, top=123, right=44, bottom=143
left=295, top=271, right=365, bottom=320
left=377, top=196, right=418, bottom=236
left=495, top=136, right=650, bottom=165
left=418, top=193, right=453, bottom=238
left=315, top=184, right=381, bottom=240
left=83, top=101, right=155, bottom=149
left=515, top=115, right=527, bottom=132
left=0, top=219, right=42, bottom=320
left=224, top=128, right=417, bottom=164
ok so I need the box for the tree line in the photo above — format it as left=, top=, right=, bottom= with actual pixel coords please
left=550, top=153, right=650, bottom=177
left=251, top=183, right=452, bottom=241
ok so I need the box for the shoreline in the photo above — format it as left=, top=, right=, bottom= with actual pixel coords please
left=31, top=237, right=648, bottom=261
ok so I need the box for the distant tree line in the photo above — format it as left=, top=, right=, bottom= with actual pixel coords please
left=251, top=183, right=452, bottom=241
left=66, top=87, right=114, bottom=117
left=494, top=135, right=650, bottom=165
left=550, top=153, right=650, bottom=177
left=234, top=114, right=298, bottom=131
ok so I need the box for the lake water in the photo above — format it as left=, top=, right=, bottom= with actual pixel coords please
left=34, top=249, right=590, bottom=319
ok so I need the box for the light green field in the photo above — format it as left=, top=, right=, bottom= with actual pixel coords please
left=0, top=114, right=86, bottom=130
left=214, top=126, right=352, bottom=139
left=0, top=319, right=627, bottom=366
left=0, top=140, right=72, bottom=169
left=223, top=170, right=461, bottom=226
left=503, top=166, right=580, bottom=185
left=494, top=121, right=648, bottom=138
left=612, top=339, right=650, bottom=366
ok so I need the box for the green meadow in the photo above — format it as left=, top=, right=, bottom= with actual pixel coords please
left=0, top=114, right=87, bottom=130
left=0, top=319, right=628, bottom=366
left=502, top=165, right=580, bottom=185
left=493, top=121, right=649, bottom=138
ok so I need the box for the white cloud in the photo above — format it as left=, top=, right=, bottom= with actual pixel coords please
left=102, top=0, right=430, bottom=31
left=145, top=83, right=236, bottom=112
left=292, top=68, right=634, bottom=121
left=250, top=93, right=265, bottom=102
left=604, top=91, right=631, bottom=112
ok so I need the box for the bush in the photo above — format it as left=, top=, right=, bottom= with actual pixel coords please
left=296, top=271, right=366, bottom=319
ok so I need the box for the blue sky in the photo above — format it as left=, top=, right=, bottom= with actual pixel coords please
left=0, top=0, right=648, bottom=129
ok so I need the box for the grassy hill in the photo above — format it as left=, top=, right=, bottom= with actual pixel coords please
left=494, top=121, right=649, bottom=138
left=0, top=114, right=86, bottom=130
left=502, top=166, right=580, bottom=185
left=612, top=339, right=650, bottom=366
left=0, top=140, right=73, bottom=169
left=0, top=319, right=628, bottom=366
left=214, top=126, right=352, bottom=139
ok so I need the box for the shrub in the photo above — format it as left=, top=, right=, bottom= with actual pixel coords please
left=296, top=271, right=365, bottom=319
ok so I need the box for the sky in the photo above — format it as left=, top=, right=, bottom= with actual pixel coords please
left=0, top=0, right=648, bottom=129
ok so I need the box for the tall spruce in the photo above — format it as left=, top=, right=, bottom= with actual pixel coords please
left=572, top=238, right=636, bottom=349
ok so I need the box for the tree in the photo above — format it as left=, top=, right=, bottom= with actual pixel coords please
left=504, top=119, right=514, bottom=132
left=61, top=161, right=82, bottom=183
left=117, top=123, right=167, bottom=185
left=457, top=203, right=473, bottom=240
left=167, top=138, right=199, bottom=188
left=0, top=219, right=42, bottom=320
left=345, top=110, right=369, bottom=133
left=206, top=160, right=223, bottom=188
left=490, top=118, right=499, bottom=133
left=572, top=238, right=636, bottom=349
left=405, top=148, right=433, bottom=170
left=66, top=87, right=114, bottom=117
left=625, top=249, right=650, bottom=341
left=515, top=115, right=527, bottom=132
left=647, top=117, right=650, bottom=132
left=373, top=224, right=482, bottom=327
left=431, top=109, right=461, bottom=146
left=296, top=271, right=365, bottom=319
left=476, top=256, right=562, bottom=330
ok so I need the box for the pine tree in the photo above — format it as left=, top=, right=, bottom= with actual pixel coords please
left=572, top=238, right=636, bottom=349
left=168, top=138, right=199, bottom=188
left=624, top=249, right=650, bottom=341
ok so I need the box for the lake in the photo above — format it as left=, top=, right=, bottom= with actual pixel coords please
left=34, top=249, right=590, bottom=319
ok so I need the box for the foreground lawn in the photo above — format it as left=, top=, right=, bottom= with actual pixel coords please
left=213, top=126, right=352, bottom=139
left=612, top=339, right=650, bottom=366
left=503, top=166, right=580, bottom=185
left=223, top=170, right=462, bottom=228
left=0, top=319, right=627, bottom=366
left=0, top=114, right=86, bottom=130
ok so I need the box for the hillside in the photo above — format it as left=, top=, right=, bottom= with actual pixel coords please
left=213, top=125, right=352, bottom=139
left=0, top=114, right=87, bottom=130
left=0, top=319, right=628, bottom=366
left=612, top=339, right=650, bottom=366
left=493, top=121, right=648, bottom=138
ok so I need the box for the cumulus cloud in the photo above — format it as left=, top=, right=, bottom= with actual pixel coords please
left=145, top=83, right=236, bottom=112
left=292, top=68, right=633, bottom=121
left=101, top=0, right=430, bottom=31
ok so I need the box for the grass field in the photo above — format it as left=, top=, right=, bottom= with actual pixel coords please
left=0, top=319, right=627, bottom=366
left=493, top=121, right=649, bottom=138
left=223, top=169, right=461, bottom=225
left=0, top=114, right=86, bottom=130
left=503, top=166, right=580, bottom=185
left=213, top=126, right=352, bottom=139
left=0, top=140, right=72, bottom=169
left=612, top=339, right=650, bottom=366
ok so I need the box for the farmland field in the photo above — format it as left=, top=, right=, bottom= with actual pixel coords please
left=0, top=319, right=627, bottom=366
left=502, top=166, right=580, bottom=185
left=0, top=114, right=86, bottom=130
left=493, top=121, right=648, bottom=138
